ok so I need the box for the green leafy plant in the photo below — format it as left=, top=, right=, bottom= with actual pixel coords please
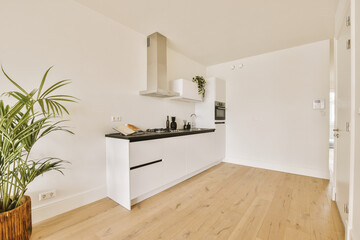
left=0, top=66, right=76, bottom=212
left=192, top=76, right=206, bottom=98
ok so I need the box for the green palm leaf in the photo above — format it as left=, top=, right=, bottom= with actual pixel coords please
left=0, top=66, right=76, bottom=212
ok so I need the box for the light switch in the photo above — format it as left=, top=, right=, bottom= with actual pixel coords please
left=313, top=99, right=325, bottom=110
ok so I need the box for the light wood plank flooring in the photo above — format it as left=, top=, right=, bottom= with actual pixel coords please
left=32, top=163, right=344, bottom=240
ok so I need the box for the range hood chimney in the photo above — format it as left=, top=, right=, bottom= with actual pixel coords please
left=140, top=32, right=179, bottom=97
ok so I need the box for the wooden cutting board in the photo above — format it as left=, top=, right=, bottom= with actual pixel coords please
left=114, top=125, right=135, bottom=135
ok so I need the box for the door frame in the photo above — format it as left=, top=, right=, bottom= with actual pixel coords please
left=332, top=38, right=337, bottom=202
left=348, top=0, right=360, bottom=239
left=334, top=0, right=360, bottom=239
left=334, top=0, right=352, bottom=239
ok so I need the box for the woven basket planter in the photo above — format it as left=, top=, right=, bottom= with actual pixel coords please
left=0, top=196, right=32, bottom=240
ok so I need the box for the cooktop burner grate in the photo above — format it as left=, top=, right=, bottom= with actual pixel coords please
left=146, top=128, right=170, bottom=133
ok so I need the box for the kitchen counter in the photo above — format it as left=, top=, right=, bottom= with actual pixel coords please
left=106, top=127, right=221, bottom=210
left=105, top=128, right=215, bottom=142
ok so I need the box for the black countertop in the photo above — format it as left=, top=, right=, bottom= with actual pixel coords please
left=105, top=128, right=215, bottom=142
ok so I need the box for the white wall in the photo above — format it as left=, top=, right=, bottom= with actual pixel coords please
left=207, top=40, right=330, bottom=179
left=0, top=0, right=206, bottom=223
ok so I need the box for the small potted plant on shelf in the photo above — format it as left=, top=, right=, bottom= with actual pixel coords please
left=0, top=66, right=76, bottom=240
left=192, top=75, right=206, bottom=98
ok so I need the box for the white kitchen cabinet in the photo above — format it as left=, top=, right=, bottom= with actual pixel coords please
left=185, top=134, right=204, bottom=173
left=214, top=123, right=226, bottom=161
left=129, top=139, right=165, bottom=199
left=170, top=79, right=203, bottom=102
left=106, top=131, right=220, bottom=210
left=215, top=78, right=226, bottom=102
left=163, top=137, right=187, bottom=183
left=106, top=137, right=131, bottom=210
left=195, top=77, right=226, bottom=163
left=129, top=139, right=163, bottom=168
left=185, top=133, right=216, bottom=173
left=195, top=77, right=226, bottom=128
left=130, top=160, right=165, bottom=199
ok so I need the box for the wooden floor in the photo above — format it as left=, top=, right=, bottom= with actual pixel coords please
left=32, top=163, right=344, bottom=240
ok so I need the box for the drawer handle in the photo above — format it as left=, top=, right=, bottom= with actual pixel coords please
left=130, top=159, right=162, bottom=170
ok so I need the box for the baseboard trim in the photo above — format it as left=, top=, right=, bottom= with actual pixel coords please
left=224, top=157, right=329, bottom=179
left=32, top=185, right=107, bottom=224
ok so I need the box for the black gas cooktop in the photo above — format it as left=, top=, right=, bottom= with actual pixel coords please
left=117, top=128, right=180, bottom=137
left=146, top=128, right=182, bottom=133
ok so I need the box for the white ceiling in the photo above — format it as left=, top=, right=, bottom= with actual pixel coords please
left=74, top=0, right=338, bottom=66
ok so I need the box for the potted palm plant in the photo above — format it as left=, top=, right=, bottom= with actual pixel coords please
left=0, top=66, right=76, bottom=240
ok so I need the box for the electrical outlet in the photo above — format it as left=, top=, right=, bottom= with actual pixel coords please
left=111, top=116, right=122, bottom=122
left=39, top=190, right=56, bottom=201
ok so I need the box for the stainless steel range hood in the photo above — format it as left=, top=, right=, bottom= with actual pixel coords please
left=140, top=32, right=179, bottom=97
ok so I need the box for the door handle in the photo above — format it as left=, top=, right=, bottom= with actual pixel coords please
left=333, top=128, right=339, bottom=132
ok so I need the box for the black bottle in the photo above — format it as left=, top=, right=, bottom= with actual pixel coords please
left=187, top=122, right=191, bottom=130
left=166, top=116, right=170, bottom=130
left=170, top=117, right=177, bottom=130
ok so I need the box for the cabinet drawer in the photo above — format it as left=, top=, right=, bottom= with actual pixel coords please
left=130, top=160, right=164, bottom=199
left=129, top=139, right=163, bottom=168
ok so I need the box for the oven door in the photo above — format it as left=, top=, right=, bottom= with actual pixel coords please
left=215, top=106, right=226, bottom=120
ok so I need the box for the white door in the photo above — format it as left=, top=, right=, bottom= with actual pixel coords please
left=334, top=10, right=351, bottom=225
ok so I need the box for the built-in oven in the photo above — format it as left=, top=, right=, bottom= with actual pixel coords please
left=215, top=101, right=226, bottom=121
